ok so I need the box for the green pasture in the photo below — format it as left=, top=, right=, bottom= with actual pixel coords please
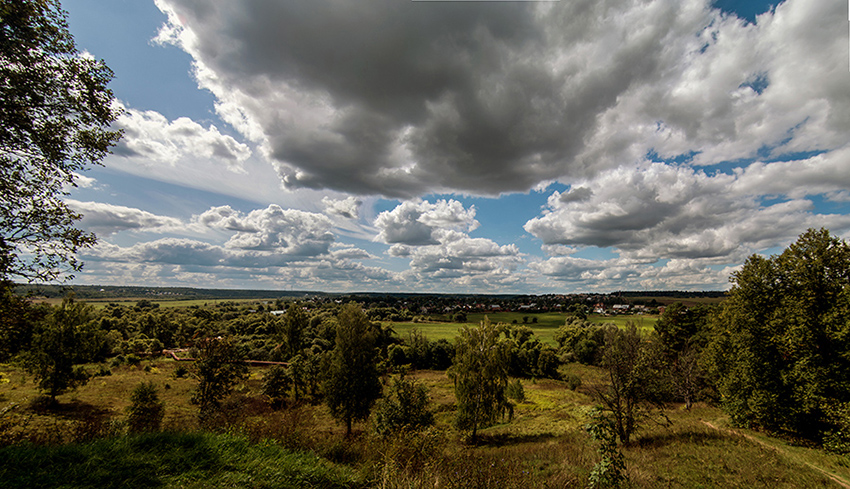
left=389, top=312, right=659, bottom=346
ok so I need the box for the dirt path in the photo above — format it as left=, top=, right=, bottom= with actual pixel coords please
left=701, top=420, right=850, bottom=489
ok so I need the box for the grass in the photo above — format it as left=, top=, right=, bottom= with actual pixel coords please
left=389, top=312, right=659, bottom=345
left=3, top=359, right=849, bottom=488
left=0, top=432, right=363, bottom=489
left=622, top=406, right=849, bottom=488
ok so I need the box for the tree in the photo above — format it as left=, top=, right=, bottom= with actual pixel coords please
left=592, top=324, right=669, bottom=445
left=449, top=317, right=512, bottom=441
left=126, top=381, right=165, bottom=433
left=707, top=228, right=850, bottom=441
left=0, top=0, right=121, bottom=282
left=278, top=303, right=307, bottom=359
left=655, top=303, right=715, bottom=409
left=21, top=296, right=104, bottom=402
left=372, top=373, right=434, bottom=437
left=261, top=365, right=291, bottom=409
left=0, top=282, right=46, bottom=360
left=190, top=336, right=248, bottom=425
left=323, top=302, right=382, bottom=436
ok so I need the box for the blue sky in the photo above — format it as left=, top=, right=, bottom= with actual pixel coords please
left=60, top=0, right=850, bottom=294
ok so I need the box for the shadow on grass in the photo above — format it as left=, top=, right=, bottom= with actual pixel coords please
left=473, top=431, right=559, bottom=447
left=29, top=397, right=112, bottom=422
left=0, top=432, right=221, bottom=489
left=634, top=428, right=733, bottom=449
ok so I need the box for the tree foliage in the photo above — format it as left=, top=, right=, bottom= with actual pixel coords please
left=707, top=228, right=850, bottom=440
left=593, top=324, right=669, bottom=445
left=261, top=365, right=290, bottom=409
left=278, top=304, right=307, bottom=359
left=372, top=374, right=434, bottom=437
left=0, top=0, right=121, bottom=282
left=190, top=336, right=248, bottom=425
left=0, top=282, right=47, bottom=361
left=127, top=381, right=165, bottom=433
left=449, top=317, right=512, bottom=440
left=21, top=296, right=104, bottom=401
left=323, top=302, right=382, bottom=436
left=655, top=303, right=715, bottom=408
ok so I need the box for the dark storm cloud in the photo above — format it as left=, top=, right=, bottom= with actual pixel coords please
left=157, top=0, right=717, bottom=196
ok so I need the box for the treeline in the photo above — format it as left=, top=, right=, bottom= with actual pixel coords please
left=555, top=228, right=850, bottom=453
left=12, top=284, right=323, bottom=301
left=14, top=283, right=723, bottom=309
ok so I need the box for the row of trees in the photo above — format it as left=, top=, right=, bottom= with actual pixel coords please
left=554, top=228, right=850, bottom=451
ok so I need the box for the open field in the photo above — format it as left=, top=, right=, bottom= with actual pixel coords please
left=390, top=312, right=659, bottom=346
left=2, top=358, right=848, bottom=488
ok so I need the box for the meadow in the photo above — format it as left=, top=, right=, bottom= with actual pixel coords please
left=2, top=357, right=847, bottom=488
left=390, top=312, right=659, bottom=345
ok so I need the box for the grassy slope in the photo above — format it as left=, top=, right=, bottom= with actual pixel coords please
left=2, top=359, right=849, bottom=488
left=0, top=432, right=362, bottom=489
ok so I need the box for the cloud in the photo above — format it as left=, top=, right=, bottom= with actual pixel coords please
left=376, top=199, right=521, bottom=289
left=374, top=199, right=478, bottom=245
left=524, top=160, right=850, bottom=279
left=112, top=104, right=252, bottom=172
left=82, top=236, right=395, bottom=291
left=72, top=173, right=97, bottom=189
left=322, top=196, right=362, bottom=219
left=66, top=200, right=183, bottom=236
left=151, top=0, right=847, bottom=199
left=196, top=204, right=334, bottom=256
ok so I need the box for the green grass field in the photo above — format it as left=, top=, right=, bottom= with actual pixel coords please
left=390, top=312, right=659, bottom=345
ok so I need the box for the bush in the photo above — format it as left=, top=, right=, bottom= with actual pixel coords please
left=262, top=365, right=291, bottom=409
left=372, top=375, right=434, bottom=437
left=506, top=379, right=525, bottom=402
left=565, top=374, right=582, bottom=391
left=127, top=381, right=165, bottom=433
left=173, top=364, right=189, bottom=378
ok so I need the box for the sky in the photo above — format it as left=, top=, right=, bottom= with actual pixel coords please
left=59, top=0, right=850, bottom=294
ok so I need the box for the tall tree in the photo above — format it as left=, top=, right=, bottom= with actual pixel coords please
left=279, top=303, right=307, bottom=359
left=323, top=302, right=382, bottom=436
left=449, top=317, right=512, bottom=441
left=655, top=303, right=715, bottom=409
left=190, top=336, right=248, bottom=426
left=593, top=324, right=669, bottom=445
left=0, top=0, right=121, bottom=282
left=22, top=296, right=104, bottom=402
left=707, top=228, right=850, bottom=440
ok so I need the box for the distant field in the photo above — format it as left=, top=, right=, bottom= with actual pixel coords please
left=390, top=312, right=658, bottom=346
left=32, top=297, right=275, bottom=309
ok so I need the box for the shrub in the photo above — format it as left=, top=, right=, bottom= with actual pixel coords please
left=127, top=381, right=165, bottom=433
left=586, top=408, right=627, bottom=489
left=262, top=365, right=291, bottom=409
left=372, top=375, right=434, bottom=437
left=506, top=379, right=525, bottom=402
left=173, top=364, right=189, bottom=378
left=565, top=374, right=582, bottom=391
